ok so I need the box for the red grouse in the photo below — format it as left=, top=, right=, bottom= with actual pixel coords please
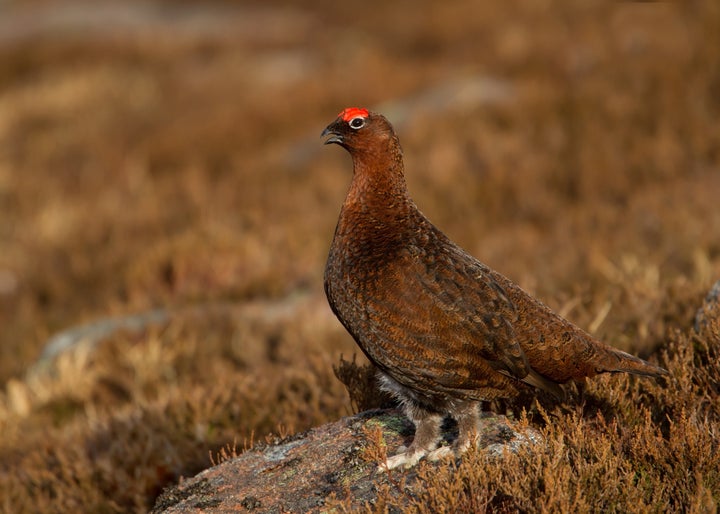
left=321, top=107, right=668, bottom=469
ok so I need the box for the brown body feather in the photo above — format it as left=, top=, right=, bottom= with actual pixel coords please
left=322, top=108, right=667, bottom=469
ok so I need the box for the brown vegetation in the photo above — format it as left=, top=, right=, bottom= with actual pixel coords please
left=0, top=0, right=719, bottom=512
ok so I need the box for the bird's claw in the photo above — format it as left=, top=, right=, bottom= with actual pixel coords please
left=378, top=450, right=425, bottom=472
left=378, top=445, right=457, bottom=472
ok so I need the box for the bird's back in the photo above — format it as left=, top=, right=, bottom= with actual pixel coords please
left=487, top=268, right=667, bottom=383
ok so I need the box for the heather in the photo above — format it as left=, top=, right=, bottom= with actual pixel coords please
left=0, top=1, right=718, bottom=512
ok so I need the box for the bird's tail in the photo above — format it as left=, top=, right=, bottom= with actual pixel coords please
left=601, top=347, right=669, bottom=378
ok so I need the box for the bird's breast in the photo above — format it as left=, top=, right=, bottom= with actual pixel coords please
left=325, top=211, right=418, bottom=318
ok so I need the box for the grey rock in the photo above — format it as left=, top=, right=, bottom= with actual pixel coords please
left=152, top=409, right=539, bottom=513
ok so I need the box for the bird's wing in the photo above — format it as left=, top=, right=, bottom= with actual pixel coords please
left=360, top=240, right=537, bottom=394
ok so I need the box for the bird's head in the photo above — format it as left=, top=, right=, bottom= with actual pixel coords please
left=321, top=107, right=399, bottom=156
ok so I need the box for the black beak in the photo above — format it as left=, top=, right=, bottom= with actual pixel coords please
left=321, top=122, right=344, bottom=145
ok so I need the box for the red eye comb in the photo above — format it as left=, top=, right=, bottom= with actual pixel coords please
left=338, top=107, right=369, bottom=121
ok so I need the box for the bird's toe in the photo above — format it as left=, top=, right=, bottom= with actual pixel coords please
left=379, top=449, right=426, bottom=472
left=426, top=445, right=455, bottom=462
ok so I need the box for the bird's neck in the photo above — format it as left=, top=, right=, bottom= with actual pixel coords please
left=345, top=144, right=410, bottom=212
left=334, top=148, right=416, bottom=263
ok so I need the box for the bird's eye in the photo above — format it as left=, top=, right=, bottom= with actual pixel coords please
left=349, top=117, right=365, bottom=130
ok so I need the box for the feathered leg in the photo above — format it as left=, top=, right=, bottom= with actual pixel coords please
left=383, top=400, right=481, bottom=470
left=426, top=400, right=480, bottom=462
left=383, top=404, right=443, bottom=470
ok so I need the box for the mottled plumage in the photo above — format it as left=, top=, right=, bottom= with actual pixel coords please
left=321, top=108, right=668, bottom=469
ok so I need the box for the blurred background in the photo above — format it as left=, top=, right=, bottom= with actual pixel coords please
left=1, top=0, right=719, bottom=511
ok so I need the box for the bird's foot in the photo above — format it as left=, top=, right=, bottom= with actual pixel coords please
left=426, top=445, right=456, bottom=462
left=379, top=449, right=427, bottom=471
left=379, top=444, right=459, bottom=472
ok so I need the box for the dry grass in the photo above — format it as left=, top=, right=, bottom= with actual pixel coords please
left=1, top=0, right=719, bottom=512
